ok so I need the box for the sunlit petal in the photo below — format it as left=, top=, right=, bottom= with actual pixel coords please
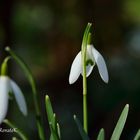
left=10, top=79, right=27, bottom=116
left=0, top=76, right=10, bottom=124
left=91, top=46, right=109, bottom=83
left=69, top=51, right=82, bottom=84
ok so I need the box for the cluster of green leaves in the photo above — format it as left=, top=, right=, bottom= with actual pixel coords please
left=45, top=95, right=61, bottom=140
left=74, top=104, right=140, bottom=140
left=44, top=95, right=140, bottom=140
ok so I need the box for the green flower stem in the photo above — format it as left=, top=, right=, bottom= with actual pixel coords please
left=0, top=56, right=11, bottom=76
left=5, top=47, right=45, bottom=140
left=3, top=119, right=29, bottom=140
left=81, top=23, right=92, bottom=133
left=83, top=93, right=88, bottom=133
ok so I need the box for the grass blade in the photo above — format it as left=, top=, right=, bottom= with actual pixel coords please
left=57, top=123, right=61, bottom=139
left=49, top=123, right=60, bottom=140
left=134, top=129, right=140, bottom=140
left=110, top=104, right=129, bottom=140
left=97, top=128, right=105, bottom=140
left=45, top=95, right=55, bottom=128
left=74, top=115, right=90, bottom=140
left=45, top=95, right=60, bottom=140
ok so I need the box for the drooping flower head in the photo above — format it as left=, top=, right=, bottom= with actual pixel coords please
left=69, top=43, right=109, bottom=84
left=0, top=57, right=27, bottom=124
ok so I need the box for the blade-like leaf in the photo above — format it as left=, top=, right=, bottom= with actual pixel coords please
left=57, top=123, right=61, bottom=139
left=97, top=128, right=105, bottom=140
left=3, top=119, right=29, bottom=140
left=74, top=115, right=90, bottom=140
left=134, top=129, right=140, bottom=140
left=110, top=104, right=129, bottom=140
left=45, top=95, right=55, bottom=128
left=49, top=123, right=60, bottom=140
left=45, top=95, right=60, bottom=140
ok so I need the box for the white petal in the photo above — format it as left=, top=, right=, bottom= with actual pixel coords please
left=86, top=45, right=94, bottom=77
left=85, top=65, right=94, bottom=77
left=87, top=45, right=94, bottom=61
left=91, top=46, right=109, bottom=83
left=81, top=64, right=94, bottom=77
left=0, top=76, right=10, bottom=124
left=10, top=79, right=27, bottom=116
left=69, top=51, right=82, bottom=84
left=81, top=45, right=94, bottom=77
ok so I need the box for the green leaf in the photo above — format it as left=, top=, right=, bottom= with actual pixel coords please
left=110, top=104, right=129, bottom=140
left=134, top=129, right=140, bottom=140
left=49, top=122, right=61, bottom=140
left=45, top=95, right=55, bottom=129
left=49, top=123, right=60, bottom=140
left=50, top=134, right=54, bottom=140
left=57, top=123, right=61, bottom=139
left=45, top=95, right=60, bottom=140
left=74, top=115, right=90, bottom=140
left=97, top=128, right=105, bottom=140
left=3, top=119, right=29, bottom=140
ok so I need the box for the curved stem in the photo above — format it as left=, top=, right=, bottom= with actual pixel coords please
left=5, top=47, right=45, bottom=140
left=81, top=23, right=92, bottom=133
left=4, top=119, right=29, bottom=140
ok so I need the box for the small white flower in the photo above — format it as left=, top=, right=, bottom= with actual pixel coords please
left=69, top=44, right=109, bottom=84
left=0, top=76, right=27, bottom=124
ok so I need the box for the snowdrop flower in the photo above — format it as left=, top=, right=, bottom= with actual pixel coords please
left=69, top=44, right=109, bottom=84
left=0, top=58, right=27, bottom=124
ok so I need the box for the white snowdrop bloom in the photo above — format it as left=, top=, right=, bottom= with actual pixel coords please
left=69, top=44, right=109, bottom=84
left=0, top=76, right=27, bottom=124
